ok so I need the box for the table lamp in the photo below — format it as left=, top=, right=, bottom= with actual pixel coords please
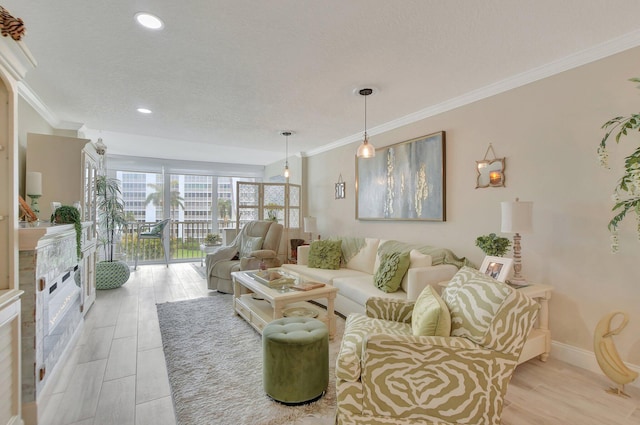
left=303, top=216, right=318, bottom=243
left=501, top=198, right=533, bottom=285
left=26, top=171, right=42, bottom=218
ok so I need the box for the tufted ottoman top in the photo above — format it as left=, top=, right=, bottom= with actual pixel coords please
left=263, top=317, right=328, bottom=345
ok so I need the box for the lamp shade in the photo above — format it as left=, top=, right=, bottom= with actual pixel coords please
left=26, top=171, right=42, bottom=196
left=501, top=200, right=533, bottom=234
left=303, top=216, right=317, bottom=233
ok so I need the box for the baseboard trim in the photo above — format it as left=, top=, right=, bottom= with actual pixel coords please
left=550, top=340, right=640, bottom=389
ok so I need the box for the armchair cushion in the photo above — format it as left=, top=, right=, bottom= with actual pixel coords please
left=411, top=285, right=451, bottom=337
left=373, top=251, right=410, bottom=293
left=308, top=239, right=342, bottom=270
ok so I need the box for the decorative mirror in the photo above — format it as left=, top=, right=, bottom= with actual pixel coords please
left=335, top=174, right=346, bottom=199
left=476, top=144, right=505, bottom=188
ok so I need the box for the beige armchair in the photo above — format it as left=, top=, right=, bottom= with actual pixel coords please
left=205, top=221, right=283, bottom=293
left=335, top=266, right=540, bottom=425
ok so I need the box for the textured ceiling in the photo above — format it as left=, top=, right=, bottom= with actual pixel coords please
left=4, top=0, right=640, bottom=165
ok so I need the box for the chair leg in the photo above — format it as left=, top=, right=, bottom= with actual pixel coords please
left=134, top=237, right=140, bottom=270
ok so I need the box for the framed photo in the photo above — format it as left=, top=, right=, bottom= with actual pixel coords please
left=479, top=256, right=513, bottom=282
left=356, top=131, right=445, bottom=221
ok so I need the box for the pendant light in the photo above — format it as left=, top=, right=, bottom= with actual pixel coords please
left=356, top=88, right=375, bottom=158
left=282, top=131, right=292, bottom=179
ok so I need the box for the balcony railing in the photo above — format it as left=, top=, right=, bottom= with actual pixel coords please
left=120, top=220, right=240, bottom=265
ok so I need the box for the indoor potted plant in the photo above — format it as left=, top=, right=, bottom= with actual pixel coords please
left=598, top=77, right=640, bottom=252
left=203, top=233, right=221, bottom=246
left=95, top=174, right=130, bottom=289
left=51, top=205, right=82, bottom=259
left=475, top=233, right=512, bottom=257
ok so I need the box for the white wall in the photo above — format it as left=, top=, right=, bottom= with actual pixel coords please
left=305, top=46, right=640, bottom=365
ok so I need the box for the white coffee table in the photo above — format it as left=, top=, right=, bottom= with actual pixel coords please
left=231, top=269, right=339, bottom=340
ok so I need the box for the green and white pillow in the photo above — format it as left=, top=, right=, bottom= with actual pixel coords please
left=239, top=236, right=263, bottom=258
left=373, top=251, right=410, bottom=293
left=308, top=239, right=342, bottom=270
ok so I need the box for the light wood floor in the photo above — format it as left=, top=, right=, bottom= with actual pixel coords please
left=36, top=263, right=639, bottom=425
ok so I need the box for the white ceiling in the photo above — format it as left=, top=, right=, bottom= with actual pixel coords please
left=5, top=0, right=640, bottom=165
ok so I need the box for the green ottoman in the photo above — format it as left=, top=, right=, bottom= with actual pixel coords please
left=263, top=317, right=329, bottom=404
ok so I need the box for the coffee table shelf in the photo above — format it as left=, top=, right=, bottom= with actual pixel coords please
left=231, top=270, right=339, bottom=339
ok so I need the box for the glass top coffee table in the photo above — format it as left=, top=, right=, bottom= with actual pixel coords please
left=231, top=269, right=339, bottom=340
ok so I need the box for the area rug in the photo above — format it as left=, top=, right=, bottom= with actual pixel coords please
left=157, top=295, right=344, bottom=425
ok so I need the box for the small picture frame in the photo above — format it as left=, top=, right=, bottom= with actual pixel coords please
left=479, top=256, right=513, bottom=282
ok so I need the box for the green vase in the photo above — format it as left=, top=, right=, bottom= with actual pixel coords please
left=96, top=261, right=130, bottom=290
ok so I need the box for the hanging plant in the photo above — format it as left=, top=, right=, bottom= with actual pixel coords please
left=598, top=77, right=640, bottom=253
left=51, top=205, right=82, bottom=259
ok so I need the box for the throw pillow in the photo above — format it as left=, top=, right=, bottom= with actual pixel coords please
left=411, top=285, right=451, bottom=337
left=239, top=236, right=263, bottom=258
left=373, top=251, right=411, bottom=293
left=308, top=239, right=342, bottom=270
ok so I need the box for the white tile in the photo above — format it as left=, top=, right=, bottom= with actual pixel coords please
left=54, top=359, right=108, bottom=424
left=93, top=375, right=136, bottom=425
left=104, top=335, right=137, bottom=381
left=135, top=396, right=176, bottom=425
left=135, top=347, right=171, bottom=404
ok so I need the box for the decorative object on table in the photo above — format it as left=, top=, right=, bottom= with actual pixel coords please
left=475, top=233, right=512, bottom=257
left=501, top=198, right=533, bottom=285
left=265, top=203, right=279, bottom=222
left=478, top=255, right=513, bottom=282
left=18, top=195, right=38, bottom=223
left=26, top=171, right=42, bottom=218
left=476, top=143, right=505, bottom=188
left=96, top=174, right=130, bottom=289
left=355, top=87, right=376, bottom=158
left=335, top=174, right=346, bottom=199
left=281, top=130, right=293, bottom=179
left=356, top=131, right=446, bottom=221
left=597, top=77, right=640, bottom=253
left=50, top=205, right=82, bottom=259
left=303, top=216, right=317, bottom=242
left=203, top=233, right=221, bottom=246
left=0, top=5, right=26, bottom=41
left=593, top=311, right=638, bottom=397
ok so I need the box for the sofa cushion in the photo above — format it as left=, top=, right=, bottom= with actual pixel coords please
left=373, top=251, right=411, bottom=293
left=441, top=266, right=511, bottom=345
left=345, top=238, right=380, bottom=274
left=411, top=285, right=451, bottom=337
left=333, top=275, right=406, bottom=307
left=281, top=264, right=368, bottom=285
left=401, top=249, right=433, bottom=291
left=240, top=236, right=263, bottom=258
left=308, top=240, right=343, bottom=270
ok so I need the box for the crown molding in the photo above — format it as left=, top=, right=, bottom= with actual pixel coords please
left=0, top=39, right=36, bottom=82
left=17, top=80, right=85, bottom=131
left=303, top=29, right=640, bottom=158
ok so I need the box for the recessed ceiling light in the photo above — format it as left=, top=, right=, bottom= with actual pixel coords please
left=137, top=108, right=152, bottom=114
left=135, top=12, right=164, bottom=30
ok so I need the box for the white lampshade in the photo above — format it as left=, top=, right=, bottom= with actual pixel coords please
left=501, top=199, right=533, bottom=234
left=303, top=216, right=317, bottom=233
left=26, top=171, right=42, bottom=196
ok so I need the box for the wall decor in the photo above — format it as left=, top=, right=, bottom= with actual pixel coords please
left=356, top=131, right=445, bottom=221
left=335, top=174, right=346, bottom=199
left=476, top=143, right=505, bottom=188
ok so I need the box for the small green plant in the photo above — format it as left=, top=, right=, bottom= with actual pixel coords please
left=97, top=175, right=128, bottom=262
left=204, top=233, right=221, bottom=245
left=51, top=205, right=82, bottom=259
left=475, top=233, right=511, bottom=257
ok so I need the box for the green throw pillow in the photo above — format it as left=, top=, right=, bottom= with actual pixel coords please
left=411, top=285, right=451, bottom=336
left=239, top=236, right=263, bottom=258
left=308, top=240, right=342, bottom=270
left=373, top=251, right=410, bottom=293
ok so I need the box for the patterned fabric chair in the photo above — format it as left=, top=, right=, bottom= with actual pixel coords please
left=335, top=266, right=540, bottom=425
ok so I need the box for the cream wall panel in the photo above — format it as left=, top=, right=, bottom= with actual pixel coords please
left=306, top=46, right=640, bottom=365
left=17, top=98, right=54, bottom=197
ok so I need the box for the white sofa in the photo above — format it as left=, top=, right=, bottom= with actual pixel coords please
left=280, top=238, right=470, bottom=317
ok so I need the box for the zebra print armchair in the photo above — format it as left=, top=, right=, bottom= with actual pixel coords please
left=335, top=266, right=540, bottom=425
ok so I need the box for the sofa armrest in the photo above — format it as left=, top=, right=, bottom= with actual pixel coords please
left=404, top=264, right=458, bottom=300
left=247, top=249, right=277, bottom=259
left=239, top=250, right=281, bottom=270
left=296, top=245, right=310, bottom=265
left=365, top=297, right=414, bottom=323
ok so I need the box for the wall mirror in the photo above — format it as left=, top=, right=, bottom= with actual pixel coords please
left=476, top=143, right=505, bottom=188
left=335, top=174, right=346, bottom=199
